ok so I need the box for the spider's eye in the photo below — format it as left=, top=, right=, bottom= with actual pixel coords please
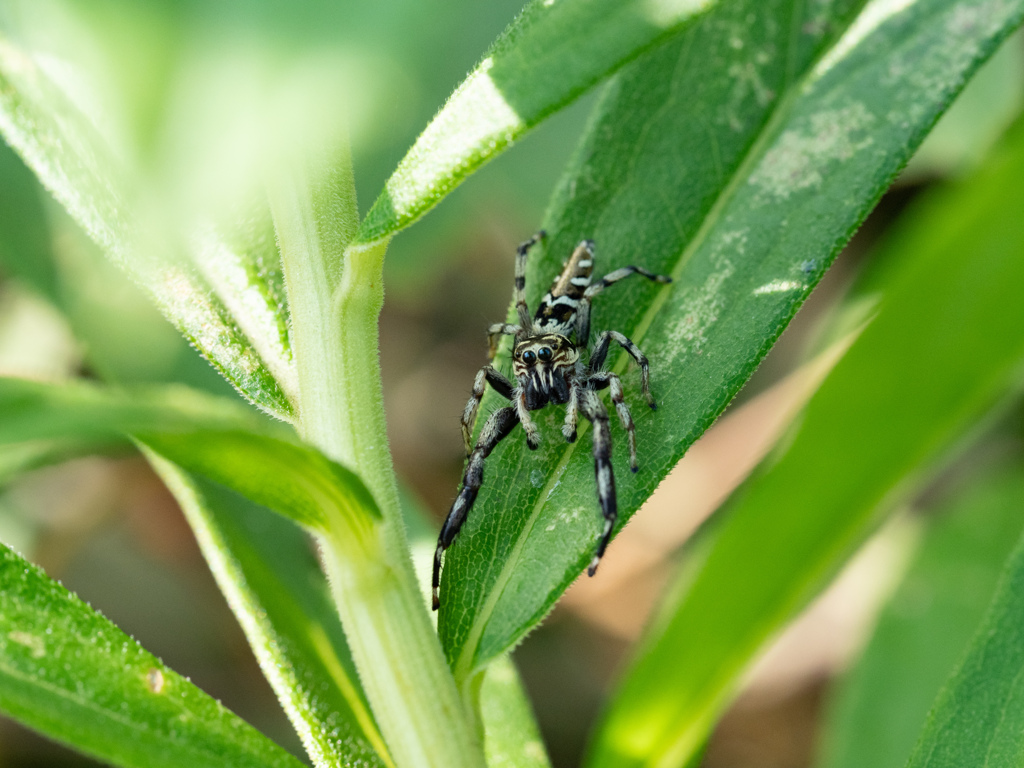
left=537, top=347, right=552, bottom=362
left=522, top=350, right=537, bottom=365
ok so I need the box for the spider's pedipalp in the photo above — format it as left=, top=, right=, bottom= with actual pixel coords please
left=462, top=365, right=515, bottom=456
left=433, top=405, right=520, bottom=610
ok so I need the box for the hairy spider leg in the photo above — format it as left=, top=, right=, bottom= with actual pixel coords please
left=589, top=330, right=656, bottom=408
left=589, top=371, right=637, bottom=471
left=579, top=389, right=616, bottom=576
left=515, top=230, right=546, bottom=329
left=486, top=323, right=521, bottom=360
left=433, top=405, right=520, bottom=611
left=575, top=265, right=672, bottom=345
left=461, top=365, right=515, bottom=456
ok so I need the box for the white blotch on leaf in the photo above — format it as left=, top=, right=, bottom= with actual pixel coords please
left=753, top=279, right=805, bottom=296
left=8, top=631, right=45, bottom=658
left=750, top=103, right=875, bottom=200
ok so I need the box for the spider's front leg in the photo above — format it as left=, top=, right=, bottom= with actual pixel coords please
left=461, top=365, right=514, bottom=456
left=579, top=389, right=617, bottom=577
left=433, top=406, right=519, bottom=610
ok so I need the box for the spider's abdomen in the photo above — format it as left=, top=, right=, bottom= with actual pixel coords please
left=534, top=240, right=593, bottom=335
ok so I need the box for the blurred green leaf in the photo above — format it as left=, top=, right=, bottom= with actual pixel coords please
left=356, top=0, right=718, bottom=243
left=140, top=429, right=382, bottom=533
left=146, top=453, right=393, bottom=768
left=585, top=91, right=1024, bottom=768
left=439, top=0, right=1024, bottom=693
left=480, top=655, right=552, bottom=768
left=0, top=377, right=380, bottom=535
left=0, top=542, right=306, bottom=768
left=0, top=377, right=266, bottom=443
left=905, top=490, right=1024, bottom=766
left=818, top=471, right=1024, bottom=768
left=0, top=36, right=297, bottom=418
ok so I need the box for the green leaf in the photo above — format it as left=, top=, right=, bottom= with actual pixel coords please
left=0, top=376, right=381, bottom=535
left=0, top=542, right=306, bottom=768
left=0, top=36, right=296, bottom=419
left=480, top=655, right=553, bottom=768
left=438, top=0, right=1024, bottom=690
left=0, top=377, right=267, bottom=444
left=145, top=453, right=393, bottom=768
left=906, top=488, right=1024, bottom=766
left=355, top=0, right=718, bottom=244
left=818, top=471, right=1024, bottom=768
left=586, top=85, right=1024, bottom=768
left=138, top=429, right=382, bottom=534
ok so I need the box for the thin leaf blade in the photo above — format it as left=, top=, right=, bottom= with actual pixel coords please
left=819, top=472, right=1024, bottom=768
left=906, top=493, right=1024, bottom=766
left=355, top=0, right=718, bottom=244
left=146, top=454, right=393, bottom=768
left=0, top=542, right=306, bottom=768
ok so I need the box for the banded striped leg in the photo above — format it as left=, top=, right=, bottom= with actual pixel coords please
left=589, top=330, right=656, bottom=408
left=433, top=406, right=519, bottom=610
left=461, top=366, right=514, bottom=456
left=562, top=383, right=580, bottom=443
left=514, top=230, right=546, bottom=328
left=590, top=371, right=637, bottom=471
left=515, top=389, right=542, bottom=450
left=486, top=323, right=521, bottom=359
left=579, top=389, right=617, bottom=576
left=575, top=266, right=671, bottom=343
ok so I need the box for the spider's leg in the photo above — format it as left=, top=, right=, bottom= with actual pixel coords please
left=562, top=381, right=580, bottom=443
left=590, top=371, right=637, bottom=471
left=579, top=389, right=616, bottom=577
left=461, top=365, right=514, bottom=456
left=584, top=265, right=672, bottom=301
left=514, top=388, right=542, bottom=450
left=589, top=330, right=656, bottom=408
left=486, top=323, right=521, bottom=360
left=433, top=405, right=519, bottom=610
left=514, top=231, right=546, bottom=329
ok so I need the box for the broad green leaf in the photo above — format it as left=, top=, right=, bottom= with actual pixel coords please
left=586, top=92, right=1024, bottom=768
left=0, top=542, right=305, bottom=768
left=145, top=453, right=392, bottom=768
left=355, top=0, right=718, bottom=244
left=818, top=471, right=1024, bottom=768
left=438, top=0, right=1024, bottom=689
left=0, top=35, right=297, bottom=419
left=906, top=490, right=1024, bottom=766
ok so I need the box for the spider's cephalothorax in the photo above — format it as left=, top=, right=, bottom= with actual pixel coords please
left=432, top=231, right=671, bottom=610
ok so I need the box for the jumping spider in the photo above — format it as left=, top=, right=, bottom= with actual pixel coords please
left=432, top=231, right=672, bottom=610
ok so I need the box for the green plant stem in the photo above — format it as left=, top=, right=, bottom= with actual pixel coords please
left=270, top=143, right=484, bottom=768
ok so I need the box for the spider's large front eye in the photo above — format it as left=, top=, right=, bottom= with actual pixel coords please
left=522, top=350, right=537, bottom=365
left=537, top=347, right=552, bottom=362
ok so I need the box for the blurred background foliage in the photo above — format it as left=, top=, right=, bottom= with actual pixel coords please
left=1, top=0, right=1024, bottom=766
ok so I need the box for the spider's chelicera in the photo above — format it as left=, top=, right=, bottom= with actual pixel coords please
left=432, top=231, right=672, bottom=610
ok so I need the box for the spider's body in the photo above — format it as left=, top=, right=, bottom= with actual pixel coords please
left=432, top=232, right=671, bottom=610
